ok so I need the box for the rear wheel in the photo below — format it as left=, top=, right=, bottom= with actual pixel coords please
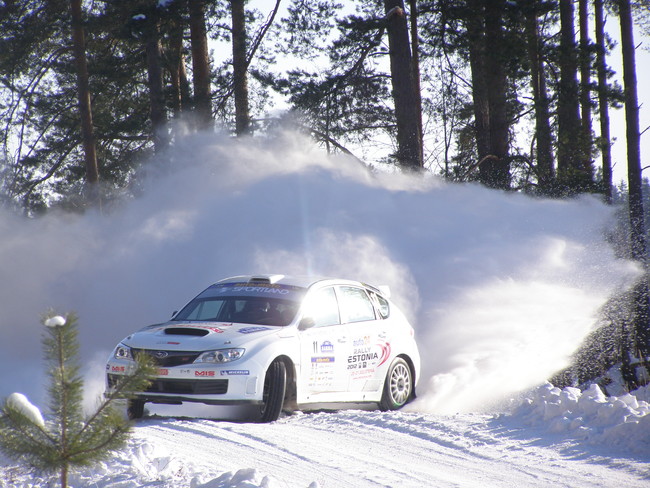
left=259, top=360, right=287, bottom=423
left=127, top=399, right=145, bottom=420
left=379, top=358, right=412, bottom=411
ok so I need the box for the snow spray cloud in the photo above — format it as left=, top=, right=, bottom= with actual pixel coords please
left=0, top=130, right=639, bottom=412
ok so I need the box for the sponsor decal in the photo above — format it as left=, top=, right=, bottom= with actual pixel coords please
left=347, top=341, right=391, bottom=370
left=111, top=366, right=125, bottom=373
left=350, top=370, right=374, bottom=379
left=347, top=352, right=379, bottom=370
left=212, top=283, right=302, bottom=294
left=348, top=349, right=379, bottom=363
left=377, top=342, right=391, bottom=366
left=320, top=341, right=334, bottom=353
left=158, top=368, right=169, bottom=376
left=195, top=370, right=216, bottom=377
left=154, top=351, right=169, bottom=359
left=311, top=356, right=335, bottom=363
left=207, top=282, right=306, bottom=300
left=220, top=370, right=250, bottom=376
left=199, top=326, right=224, bottom=334
left=353, top=336, right=371, bottom=347
left=238, top=326, right=271, bottom=334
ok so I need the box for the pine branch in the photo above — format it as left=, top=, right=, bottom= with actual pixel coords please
left=0, top=408, right=57, bottom=469
left=74, top=355, right=155, bottom=442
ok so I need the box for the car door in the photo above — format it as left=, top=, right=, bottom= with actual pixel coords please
left=298, top=286, right=349, bottom=399
left=337, top=286, right=390, bottom=396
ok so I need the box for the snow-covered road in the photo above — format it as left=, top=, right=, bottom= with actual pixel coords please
left=126, top=410, right=647, bottom=488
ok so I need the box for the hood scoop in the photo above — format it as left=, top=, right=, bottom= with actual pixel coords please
left=164, top=327, right=209, bottom=337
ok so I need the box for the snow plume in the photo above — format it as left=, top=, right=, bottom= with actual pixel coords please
left=0, top=129, right=639, bottom=412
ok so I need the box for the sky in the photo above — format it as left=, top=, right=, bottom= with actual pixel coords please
left=0, top=128, right=641, bottom=415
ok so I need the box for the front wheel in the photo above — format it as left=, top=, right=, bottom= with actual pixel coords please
left=379, top=358, right=412, bottom=411
left=258, top=360, right=287, bottom=423
left=127, top=399, right=145, bottom=420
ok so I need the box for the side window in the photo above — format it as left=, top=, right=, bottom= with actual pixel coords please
left=338, top=286, right=376, bottom=324
left=302, top=287, right=340, bottom=327
left=369, top=291, right=390, bottom=319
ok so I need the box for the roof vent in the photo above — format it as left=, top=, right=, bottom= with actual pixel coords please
left=249, top=275, right=284, bottom=284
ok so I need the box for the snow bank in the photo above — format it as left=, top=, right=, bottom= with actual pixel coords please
left=0, top=438, right=303, bottom=488
left=512, top=382, right=650, bottom=455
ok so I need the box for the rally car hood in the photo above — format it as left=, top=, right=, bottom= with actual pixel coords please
left=122, top=321, right=282, bottom=351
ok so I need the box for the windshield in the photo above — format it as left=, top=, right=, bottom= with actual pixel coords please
left=173, top=282, right=305, bottom=326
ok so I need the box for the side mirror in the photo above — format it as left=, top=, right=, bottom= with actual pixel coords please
left=298, top=317, right=315, bottom=330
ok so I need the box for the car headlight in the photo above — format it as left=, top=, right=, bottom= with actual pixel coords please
left=113, top=343, right=134, bottom=361
left=194, top=348, right=245, bottom=364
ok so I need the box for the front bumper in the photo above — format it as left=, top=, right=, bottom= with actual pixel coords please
left=106, top=360, right=263, bottom=405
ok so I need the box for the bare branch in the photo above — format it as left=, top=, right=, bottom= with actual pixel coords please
left=245, top=0, right=281, bottom=70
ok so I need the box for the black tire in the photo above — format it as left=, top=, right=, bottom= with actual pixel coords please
left=127, top=399, right=145, bottom=420
left=259, top=360, right=287, bottom=423
left=379, top=358, right=413, bottom=411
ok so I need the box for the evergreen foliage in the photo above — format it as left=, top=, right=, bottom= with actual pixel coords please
left=0, top=313, right=156, bottom=488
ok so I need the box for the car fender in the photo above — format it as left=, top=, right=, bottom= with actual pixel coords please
left=242, top=331, right=300, bottom=398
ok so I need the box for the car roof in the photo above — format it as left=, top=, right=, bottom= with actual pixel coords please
left=214, top=274, right=390, bottom=297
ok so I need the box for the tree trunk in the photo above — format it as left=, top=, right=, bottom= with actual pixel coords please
left=524, top=2, right=554, bottom=190
left=61, top=464, right=68, bottom=488
left=483, top=0, right=510, bottom=189
left=578, top=0, right=594, bottom=174
left=618, top=0, right=649, bottom=362
left=168, top=7, right=190, bottom=118
left=383, top=0, right=423, bottom=170
left=466, top=0, right=491, bottom=173
left=557, top=0, right=588, bottom=193
left=594, top=0, right=613, bottom=202
left=408, top=0, right=423, bottom=163
left=188, top=0, right=213, bottom=129
left=70, top=0, right=99, bottom=202
left=619, top=0, right=646, bottom=263
left=232, top=0, right=250, bottom=136
left=145, top=21, right=167, bottom=153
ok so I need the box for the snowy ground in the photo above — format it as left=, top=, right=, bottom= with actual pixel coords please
left=2, top=382, right=650, bottom=488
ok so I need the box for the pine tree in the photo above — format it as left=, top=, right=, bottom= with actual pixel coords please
left=0, top=313, right=155, bottom=488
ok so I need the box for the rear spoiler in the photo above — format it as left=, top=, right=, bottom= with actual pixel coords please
left=377, top=285, right=391, bottom=299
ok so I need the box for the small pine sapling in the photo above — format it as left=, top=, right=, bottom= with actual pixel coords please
left=0, top=313, right=156, bottom=488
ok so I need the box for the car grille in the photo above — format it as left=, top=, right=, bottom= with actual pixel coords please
left=133, top=349, right=201, bottom=367
left=145, top=378, right=228, bottom=395
left=106, top=374, right=228, bottom=395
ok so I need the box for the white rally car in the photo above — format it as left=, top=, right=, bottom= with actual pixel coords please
left=106, top=275, right=420, bottom=422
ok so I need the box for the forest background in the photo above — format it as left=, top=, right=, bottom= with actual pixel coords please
left=1, top=0, right=650, bottom=387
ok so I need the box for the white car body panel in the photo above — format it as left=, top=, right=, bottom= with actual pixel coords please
left=105, top=275, right=420, bottom=414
